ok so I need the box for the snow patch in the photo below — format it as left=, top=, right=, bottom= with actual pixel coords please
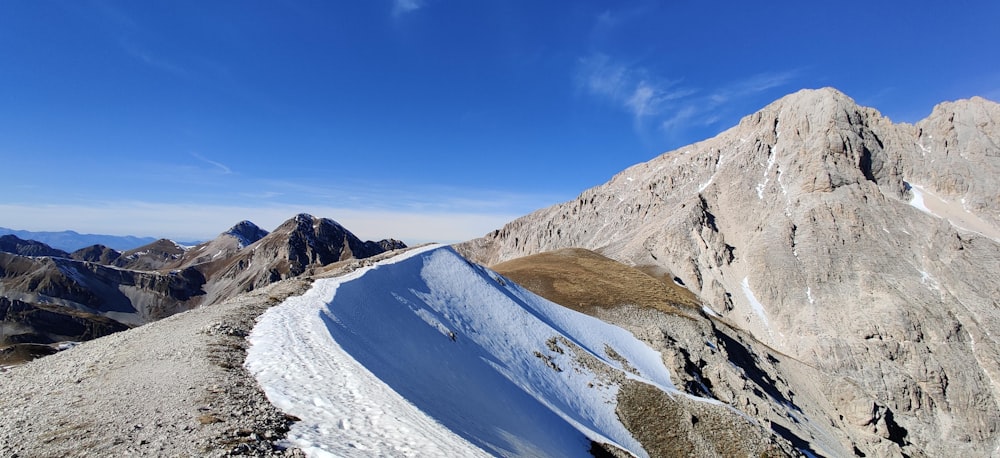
left=756, top=145, right=777, bottom=199
left=741, top=276, right=769, bottom=326
left=905, top=181, right=1000, bottom=242
left=907, top=184, right=932, bottom=214
left=918, top=269, right=941, bottom=292
left=917, top=141, right=931, bottom=156
left=55, top=341, right=80, bottom=351
left=806, top=287, right=815, bottom=305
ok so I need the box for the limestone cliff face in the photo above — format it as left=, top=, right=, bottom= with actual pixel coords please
left=458, top=88, right=1000, bottom=456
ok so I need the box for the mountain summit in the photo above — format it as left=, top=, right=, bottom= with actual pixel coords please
left=223, top=221, right=269, bottom=248
left=459, top=88, right=1000, bottom=456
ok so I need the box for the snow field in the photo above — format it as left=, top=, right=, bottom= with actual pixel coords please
left=247, top=245, right=684, bottom=457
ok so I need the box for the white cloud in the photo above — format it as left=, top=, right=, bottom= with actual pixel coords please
left=577, top=54, right=693, bottom=122
left=660, top=70, right=801, bottom=135
left=708, top=71, right=798, bottom=106
left=578, top=52, right=799, bottom=139
left=121, top=41, right=190, bottom=78
left=190, top=152, right=233, bottom=174
left=392, top=0, right=423, bottom=17
left=659, top=106, right=698, bottom=132
left=0, top=202, right=519, bottom=245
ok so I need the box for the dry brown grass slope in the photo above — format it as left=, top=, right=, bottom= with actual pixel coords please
left=492, top=248, right=700, bottom=317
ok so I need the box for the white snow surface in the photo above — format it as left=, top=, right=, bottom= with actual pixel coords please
left=906, top=181, right=1000, bottom=242
left=246, top=245, right=679, bottom=458
left=741, top=276, right=769, bottom=326
left=756, top=146, right=777, bottom=199
left=908, top=184, right=932, bottom=214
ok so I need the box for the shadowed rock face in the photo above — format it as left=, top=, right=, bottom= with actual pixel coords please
left=277, top=213, right=384, bottom=273
left=224, top=221, right=269, bottom=248
left=0, top=296, right=130, bottom=347
left=377, top=238, right=408, bottom=252
left=0, top=235, right=69, bottom=258
left=0, top=214, right=406, bottom=362
left=457, top=88, right=1000, bottom=456
left=0, top=252, right=207, bottom=326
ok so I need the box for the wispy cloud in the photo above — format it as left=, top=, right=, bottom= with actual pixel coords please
left=576, top=53, right=693, bottom=123
left=392, top=0, right=424, bottom=17
left=659, top=70, right=800, bottom=134
left=190, top=152, right=233, bottom=174
left=120, top=40, right=190, bottom=78
left=706, top=71, right=798, bottom=107
left=659, top=106, right=698, bottom=132
left=578, top=54, right=799, bottom=145
left=591, top=5, right=654, bottom=41
left=96, top=4, right=190, bottom=79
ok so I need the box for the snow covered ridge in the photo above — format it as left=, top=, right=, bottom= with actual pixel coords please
left=246, top=245, right=685, bottom=457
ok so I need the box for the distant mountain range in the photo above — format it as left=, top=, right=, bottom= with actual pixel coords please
left=0, top=214, right=406, bottom=365
left=0, top=227, right=201, bottom=252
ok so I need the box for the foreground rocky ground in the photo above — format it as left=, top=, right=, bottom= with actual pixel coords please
left=0, top=276, right=310, bottom=457
left=0, top=247, right=415, bottom=458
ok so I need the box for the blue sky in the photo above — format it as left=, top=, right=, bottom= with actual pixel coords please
left=2, top=1, right=998, bottom=243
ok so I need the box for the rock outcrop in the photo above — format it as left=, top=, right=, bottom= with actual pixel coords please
left=458, top=88, right=1000, bottom=456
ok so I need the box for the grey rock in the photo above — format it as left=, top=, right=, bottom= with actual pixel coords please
left=457, top=88, right=1000, bottom=456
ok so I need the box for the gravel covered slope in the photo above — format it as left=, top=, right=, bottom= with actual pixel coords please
left=0, top=277, right=312, bottom=457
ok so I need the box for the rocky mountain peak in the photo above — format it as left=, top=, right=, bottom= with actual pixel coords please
left=925, top=94, right=1000, bottom=123
left=115, top=239, right=188, bottom=271
left=456, top=88, right=1000, bottom=456
left=69, top=244, right=122, bottom=264
left=722, top=87, right=906, bottom=199
left=291, top=213, right=317, bottom=225
left=275, top=214, right=370, bottom=267
left=222, top=220, right=268, bottom=248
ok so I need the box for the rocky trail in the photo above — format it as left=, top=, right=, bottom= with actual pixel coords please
left=0, top=276, right=311, bottom=457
